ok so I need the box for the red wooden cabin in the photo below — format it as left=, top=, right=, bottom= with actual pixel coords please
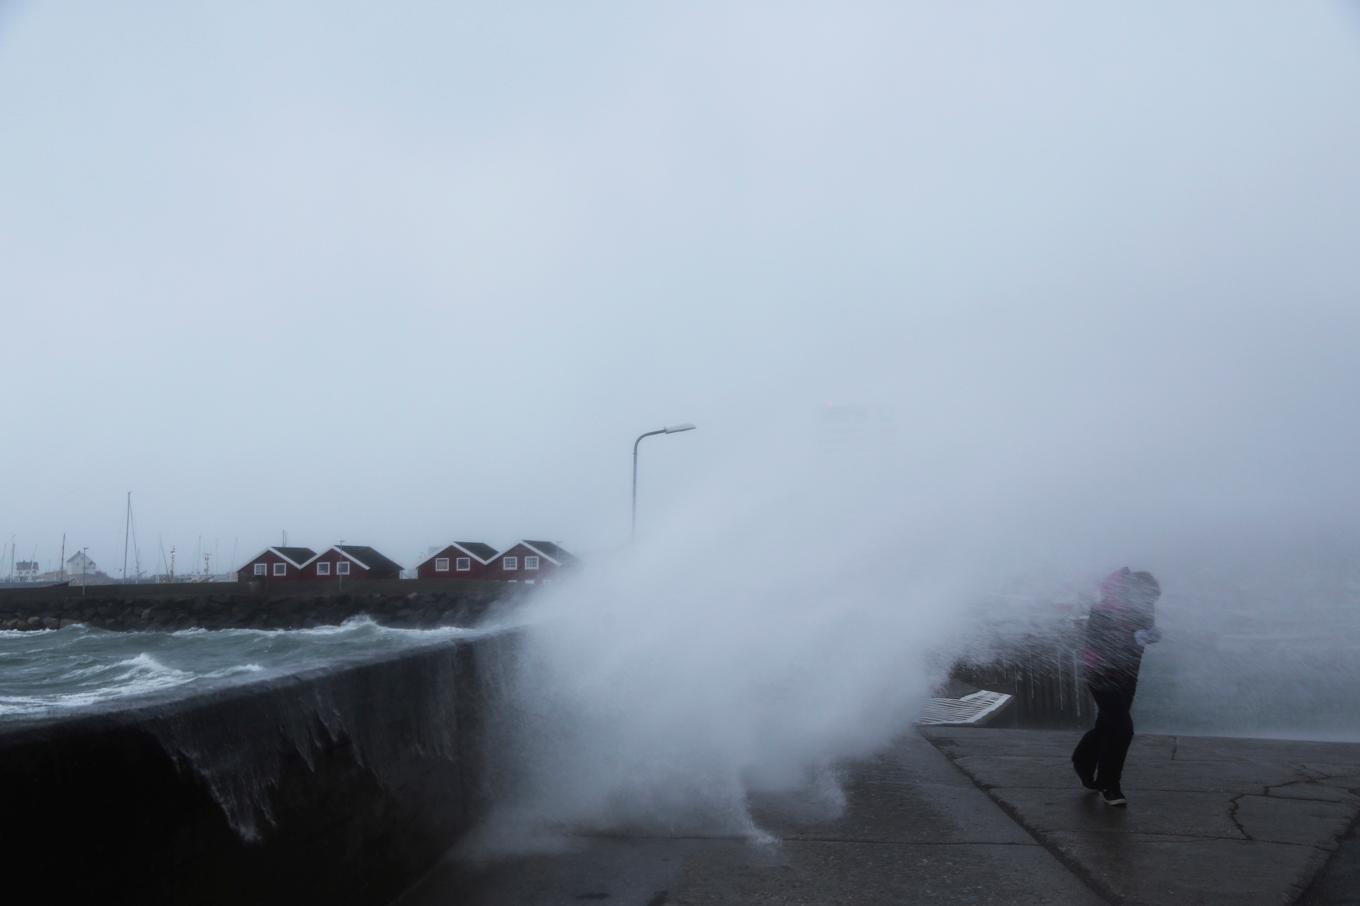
left=487, top=540, right=577, bottom=584
left=298, top=545, right=403, bottom=581
left=236, top=547, right=317, bottom=582
left=415, top=542, right=498, bottom=580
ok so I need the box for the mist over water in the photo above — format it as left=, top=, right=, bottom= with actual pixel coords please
left=1136, top=533, right=1360, bottom=741
left=474, top=405, right=1360, bottom=851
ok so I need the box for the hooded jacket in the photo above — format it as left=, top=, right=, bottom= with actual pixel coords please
left=1082, top=568, right=1158, bottom=689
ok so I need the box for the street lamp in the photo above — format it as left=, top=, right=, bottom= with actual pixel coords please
left=632, top=423, right=696, bottom=540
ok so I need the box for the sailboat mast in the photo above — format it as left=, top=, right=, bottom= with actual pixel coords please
left=122, top=491, right=132, bottom=582
left=129, top=496, right=141, bottom=580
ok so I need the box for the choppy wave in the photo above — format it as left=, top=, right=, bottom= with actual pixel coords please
left=0, top=617, right=474, bottom=719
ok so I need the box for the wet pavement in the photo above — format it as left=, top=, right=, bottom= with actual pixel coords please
left=395, top=728, right=1360, bottom=906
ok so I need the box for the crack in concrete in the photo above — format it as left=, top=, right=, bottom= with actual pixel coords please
left=1294, top=800, right=1360, bottom=906
left=1268, top=794, right=1359, bottom=805
left=1092, top=831, right=1327, bottom=849
left=922, top=734, right=1122, bottom=906
left=922, top=733, right=1360, bottom=906
left=1264, top=775, right=1360, bottom=807
left=782, top=837, right=1039, bottom=848
left=1269, top=779, right=1319, bottom=793
left=1294, top=765, right=1331, bottom=782
left=1228, top=793, right=1254, bottom=841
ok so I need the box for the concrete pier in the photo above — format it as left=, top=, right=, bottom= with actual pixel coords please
left=0, top=630, right=516, bottom=906
left=397, top=728, right=1360, bottom=906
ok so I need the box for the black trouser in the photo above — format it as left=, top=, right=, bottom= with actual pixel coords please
left=1072, top=682, right=1136, bottom=789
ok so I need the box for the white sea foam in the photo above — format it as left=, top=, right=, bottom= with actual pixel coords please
left=0, top=616, right=482, bottom=719
left=167, top=615, right=471, bottom=640
left=0, top=695, right=49, bottom=716
left=115, top=652, right=190, bottom=677
left=204, top=663, right=265, bottom=679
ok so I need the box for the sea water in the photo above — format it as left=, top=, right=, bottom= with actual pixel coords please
left=0, top=617, right=475, bottom=719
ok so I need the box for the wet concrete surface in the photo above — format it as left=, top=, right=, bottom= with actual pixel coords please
left=395, top=728, right=1360, bottom=906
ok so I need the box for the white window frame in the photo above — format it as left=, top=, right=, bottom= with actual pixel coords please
left=455, top=557, right=471, bottom=572
left=524, top=556, right=539, bottom=570
left=435, top=558, right=450, bottom=572
left=254, top=563, right=267, bottom=576
left=273, top=562, right=287, bottom=576
left=336, top=561, right=350, bottom=575
left=503, top=556, right=518, bottom=571
left=317, top=561, right=331, bottom=576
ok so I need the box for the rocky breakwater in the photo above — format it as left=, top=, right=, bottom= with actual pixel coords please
left=0, top=578, right=517, bottom=632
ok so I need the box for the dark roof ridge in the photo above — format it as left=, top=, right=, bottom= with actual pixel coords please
left=518, top=540, right=577, bottom=565
left=271, top=546, right=317, bottom=568
left=452, top=541, right=498, bottom=562
left=415, top=542, right=498, bottom=567
left=333, top=544, right=403, bottom=573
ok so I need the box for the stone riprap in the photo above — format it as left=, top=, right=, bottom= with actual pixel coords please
left=397, top=728, right=1360, bottom=906
left=0, top=578, right=515, bottom=632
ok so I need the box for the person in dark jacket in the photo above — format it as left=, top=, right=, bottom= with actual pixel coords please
left=1071, top=568, right=1162, bottom=807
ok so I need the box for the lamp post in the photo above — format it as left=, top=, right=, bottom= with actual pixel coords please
left=632, top=423, right=696, bottom=541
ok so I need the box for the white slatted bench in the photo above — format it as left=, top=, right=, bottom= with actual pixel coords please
left=917, top=689, right=1013, bottom=726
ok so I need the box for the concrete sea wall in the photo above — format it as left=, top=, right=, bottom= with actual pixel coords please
left=0, top=628, right=518, bottom=905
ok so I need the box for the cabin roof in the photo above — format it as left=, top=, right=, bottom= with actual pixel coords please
left=333, top=544, right=403, bottom=573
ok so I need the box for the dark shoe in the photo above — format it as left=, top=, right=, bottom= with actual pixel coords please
left=1072, top=759, right=1099, bottom=791
left=1101, top=787, right=1128, bottom=807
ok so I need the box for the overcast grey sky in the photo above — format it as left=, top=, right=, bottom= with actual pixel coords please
left=3, top=1, right=1359, bottom=575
